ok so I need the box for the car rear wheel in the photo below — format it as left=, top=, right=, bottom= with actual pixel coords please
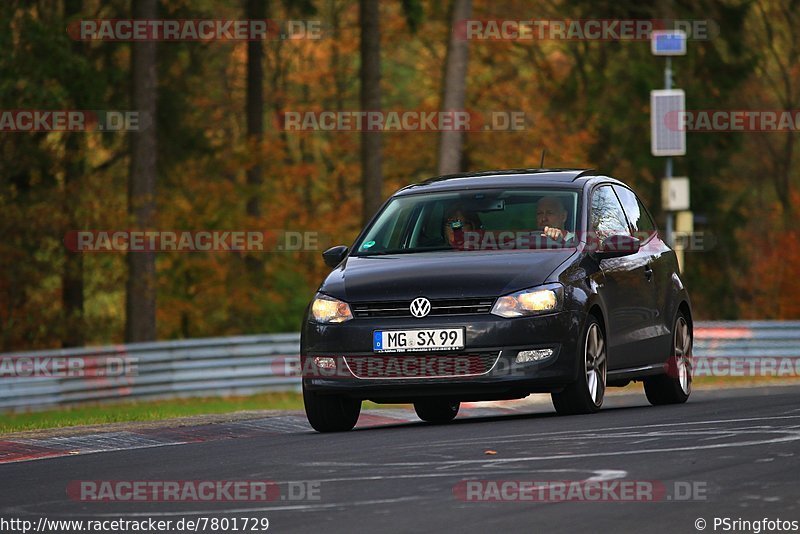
left=644, top=312, right=692, bottom=405
left=414, top=400, right=460, bottom=423
left=303, top=383, right=361, bottom=432
left=551, top=315, right=606, bottom=415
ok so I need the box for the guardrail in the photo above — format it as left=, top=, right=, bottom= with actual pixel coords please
left=694, top=321, right=800, bottom=357
left=0, top=334, right=300, bottom=413
left=1, top=322, right=798, bottom=413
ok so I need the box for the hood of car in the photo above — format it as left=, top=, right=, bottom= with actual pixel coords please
left=318, top=249, right=576, bottom=302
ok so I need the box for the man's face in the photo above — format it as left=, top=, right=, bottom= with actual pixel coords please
left=537, top=197, right=567, bottom=229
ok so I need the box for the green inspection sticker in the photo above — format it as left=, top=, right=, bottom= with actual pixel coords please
left=362, top=240, right=375, bottom=249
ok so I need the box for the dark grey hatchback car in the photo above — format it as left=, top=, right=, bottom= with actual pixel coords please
left=301, top=169, right=693, bottom=432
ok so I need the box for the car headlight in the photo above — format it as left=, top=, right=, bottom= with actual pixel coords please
left=311, top=294, right=353, bottom=323
left=491, top=284, right=564, bottom=318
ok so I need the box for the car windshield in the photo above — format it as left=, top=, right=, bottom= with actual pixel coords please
left=352, top=189, right=580, bottom=256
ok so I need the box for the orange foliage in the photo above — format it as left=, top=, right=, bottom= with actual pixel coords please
left=736, top=192, right=800, bottom=319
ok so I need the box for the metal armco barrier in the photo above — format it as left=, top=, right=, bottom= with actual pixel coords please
left=1, top=322, right=798, bottom=413
left=0, top=334, right=300, bottom=413
left=694, top=321, right=800, bottom=357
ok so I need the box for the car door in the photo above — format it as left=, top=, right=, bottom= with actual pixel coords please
left=590, top=184, right=658, bottom=370
left=612, top=185, right=673, bottom=364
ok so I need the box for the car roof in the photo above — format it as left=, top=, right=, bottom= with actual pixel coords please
left=394, top=168, right=617, bottom=195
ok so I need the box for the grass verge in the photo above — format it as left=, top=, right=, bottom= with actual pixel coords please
left=0, top=391, right=305, bottom=434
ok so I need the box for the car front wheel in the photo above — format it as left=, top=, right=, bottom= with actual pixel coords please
left=644, top=312, right=692, bottom=405
left=303, top=383, right=361, bottom=432
left=551, top=315, right=606, bottom=415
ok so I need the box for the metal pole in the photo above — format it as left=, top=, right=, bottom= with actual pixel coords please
left=665, top=56, right=672, bottom=90
left=664, top=56, right=673, bottom=246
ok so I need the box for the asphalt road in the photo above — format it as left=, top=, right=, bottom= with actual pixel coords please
left=2, top=385, right=800, bottom=534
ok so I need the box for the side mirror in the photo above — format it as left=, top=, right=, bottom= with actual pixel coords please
left=596, top=234, right=640, bottom=259
left=322, top=245, right=349, bottom=268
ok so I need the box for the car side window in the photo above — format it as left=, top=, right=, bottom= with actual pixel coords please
left=591, top=185, right=631, bottom=244
left=636, top=198, right=657, bottom=234
left=612, top=185, right=657, bottom=240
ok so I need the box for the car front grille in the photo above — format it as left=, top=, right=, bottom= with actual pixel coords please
left=344, top=352, right=500, bottom=379
left=351, top=298, right=495, bottom=319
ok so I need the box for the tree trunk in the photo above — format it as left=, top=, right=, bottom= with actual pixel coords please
left=437, top=0, right=471, bottom=176
left=62, top=0, right=85, bottom=347
left=330, top=1, right=348, bottom=204
left=62, top=133, right=85, bottom=347
left=125, top=0, right=158, bottom=342
left=360, top=0, right=383, bottom=225
left=245, top=0, right=266, bottom=277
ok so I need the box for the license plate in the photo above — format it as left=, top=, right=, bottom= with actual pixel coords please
left=373, top=328, right=465, bottom=353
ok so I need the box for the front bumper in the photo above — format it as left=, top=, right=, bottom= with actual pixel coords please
left=301, top=310, right=584, bottom=402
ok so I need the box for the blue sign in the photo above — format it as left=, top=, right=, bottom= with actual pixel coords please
left=651, top=30, right=687, bottom=56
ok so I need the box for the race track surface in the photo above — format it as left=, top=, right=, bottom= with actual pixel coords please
left=1, top=385, right=799, bottom=533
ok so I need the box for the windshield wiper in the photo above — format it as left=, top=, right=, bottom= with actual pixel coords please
left=355, top=246, right=455, bottom=256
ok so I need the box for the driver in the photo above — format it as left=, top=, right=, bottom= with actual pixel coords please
left=537, top=196, right=575, bottom=243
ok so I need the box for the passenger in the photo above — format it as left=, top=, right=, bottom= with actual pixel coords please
left=443, top=206, right=482, bottom=249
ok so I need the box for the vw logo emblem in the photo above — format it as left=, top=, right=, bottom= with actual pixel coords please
left=410, top=297, right=431, bottom=318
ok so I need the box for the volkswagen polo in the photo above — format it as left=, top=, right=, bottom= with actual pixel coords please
left=301, top=169, right=693, bottom=432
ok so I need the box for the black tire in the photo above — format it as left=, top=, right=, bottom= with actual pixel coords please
left=551, top=315, right=607, bottom=415
left=303, top=383, right=361, bottom=432
left=413, top=399, right=460, bottom=423
left=644, top=312, right=692, bottom=405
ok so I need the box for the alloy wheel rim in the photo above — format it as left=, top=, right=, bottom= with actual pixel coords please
left=675, top=317, right=692, bottom=395
left=585, top=323, right=606, bottom=406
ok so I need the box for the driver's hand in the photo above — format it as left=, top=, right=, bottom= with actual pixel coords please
left=541, top=226, right=565, bottom=241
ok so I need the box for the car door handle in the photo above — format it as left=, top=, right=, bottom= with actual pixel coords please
left=644, top=264, right=653, bottom=281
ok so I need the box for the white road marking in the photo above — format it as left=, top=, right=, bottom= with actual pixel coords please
left=1, top=469, right=628, bottom=517
left=301, top=430, right=800, bottom=468
left=44, top=496, right=427, bottom=517
left=584, top=470, right=628, bottom=482
left=269, top=468, right=615, bottom=486
left=389, top=414, right=800, bottom=450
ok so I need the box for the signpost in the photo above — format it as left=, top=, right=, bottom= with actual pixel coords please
left=651, top=30, right=689, bottom=270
